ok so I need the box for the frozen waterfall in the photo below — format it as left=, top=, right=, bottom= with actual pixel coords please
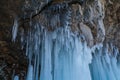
left=12, top=19, right=120, bottom=80
left=24, top=23, right=92, bottom=80
left=12, top=2, right=120, bottom=79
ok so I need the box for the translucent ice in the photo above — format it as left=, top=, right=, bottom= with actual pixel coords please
left=12, top=18, right=18, bottom=42
left=13, top=75, right=19, bottom=80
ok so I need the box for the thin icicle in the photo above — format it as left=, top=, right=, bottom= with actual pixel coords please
left=26, top=64, right=33, bottom=80
left=12, top=18, right=19, bottom=42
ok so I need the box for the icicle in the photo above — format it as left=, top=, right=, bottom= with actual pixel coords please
left=12, top=18, right=19, bottom=42
left=13, top=75, right=19, bottom=80
left=26, top=64, right=33, bottom=80
left=20, top=28, right=25, bottom=49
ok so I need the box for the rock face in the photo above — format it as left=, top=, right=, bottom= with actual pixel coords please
left=0, top=0, right=119, bottom=79
left=104, top=0, right=120, bottom=49
left=0, top=0, right=27, bottom=80
left=70, top=0, right=106, bottom=46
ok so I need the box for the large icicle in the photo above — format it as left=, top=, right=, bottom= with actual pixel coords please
left=12, top=18, right=18, bottom=42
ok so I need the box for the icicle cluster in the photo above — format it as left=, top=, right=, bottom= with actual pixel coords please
left=12, top=4, right=93, bottom=80
left=24, top=22, right=92, bottom=80
left=90, top=44, right=120, bottom=80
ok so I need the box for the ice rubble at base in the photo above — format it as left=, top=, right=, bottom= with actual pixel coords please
left=12, top=20, right=120, bottom=80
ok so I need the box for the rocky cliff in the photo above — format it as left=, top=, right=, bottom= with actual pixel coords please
left=0, top=0, right=119, bottom=79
